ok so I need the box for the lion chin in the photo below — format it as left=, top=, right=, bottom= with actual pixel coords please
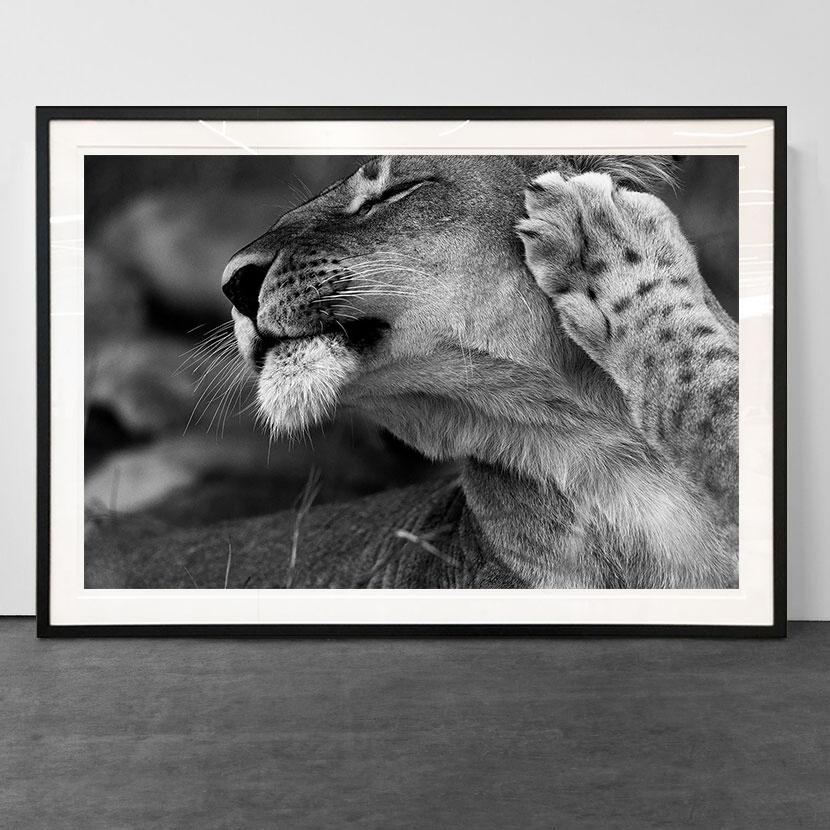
left=256, top=336, right=359, bottom=437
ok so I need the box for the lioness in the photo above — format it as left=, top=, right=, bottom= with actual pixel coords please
left=87, top=155, right=738, bottom=589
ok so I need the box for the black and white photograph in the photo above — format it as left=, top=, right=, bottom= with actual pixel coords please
left=36, top=109, right=782, bottom=632
left=83, top=151, right=740, bottom=591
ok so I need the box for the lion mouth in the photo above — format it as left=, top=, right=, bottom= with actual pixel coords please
left=251, top=318, right=389, bottom=370
left=335, top=318, right=390, bottom=348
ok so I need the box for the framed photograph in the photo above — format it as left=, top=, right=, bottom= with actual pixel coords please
left=37, top=106, right=786, bottom=637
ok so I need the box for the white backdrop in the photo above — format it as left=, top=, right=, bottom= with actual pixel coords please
left=0, top=1, right=823, bottom=617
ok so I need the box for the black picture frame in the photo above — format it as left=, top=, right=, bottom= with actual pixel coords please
left=36, top=106, right=787, bottom=638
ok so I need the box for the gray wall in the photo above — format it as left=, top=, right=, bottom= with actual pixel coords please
left=0, top=1, right=822, bottom=617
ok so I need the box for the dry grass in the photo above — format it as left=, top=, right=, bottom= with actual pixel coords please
left=355, top=497, right=460, bottom=587
left=183, top=565, right=199, bottom=589
left=393, top=528, right=459, bottom=568
left=224, top=535, right=233, bottom=589
left=285, top=467, right=322, bottom=588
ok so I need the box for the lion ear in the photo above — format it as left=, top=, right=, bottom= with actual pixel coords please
left=516, top=155, right=679, bottom=193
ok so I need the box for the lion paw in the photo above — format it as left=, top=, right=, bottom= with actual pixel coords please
left=517, top=171, right=700, bottom=368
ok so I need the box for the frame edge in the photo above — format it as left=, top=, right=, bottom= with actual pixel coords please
left=35, top=105, right=788, bottom=638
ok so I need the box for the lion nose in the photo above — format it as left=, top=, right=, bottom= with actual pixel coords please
left=222, top=254, right=270, bottom=321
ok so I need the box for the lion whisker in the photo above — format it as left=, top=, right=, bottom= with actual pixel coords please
left=208, top=362, right=249, bottom=437
left=341, top=263, right=448, bottom=289
left=342, top=262, right=433, bottom=278
left=203, top=368, right=247, bottom=436
left=213, top=367, right=246, bottom=436
left=191, top=342, right=240, bottom=387
left=185, top=319, right=234, bottom=338
left=330, top=290, right=418, bottom=298
left=184, top=352, right=244, bottom=434
left=332, top=318, right=351, bottom=339
left=179, top=331, right=235, bottom=369
left=180, top=333, right=237, bottom=373
left=329, top=277, right=420, bottom=292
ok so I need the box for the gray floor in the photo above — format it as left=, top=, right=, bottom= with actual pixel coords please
left=1, top=619, right=829, bottom=829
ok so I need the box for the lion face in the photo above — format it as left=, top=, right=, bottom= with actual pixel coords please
left=223, top=155, right=560, bottom=436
